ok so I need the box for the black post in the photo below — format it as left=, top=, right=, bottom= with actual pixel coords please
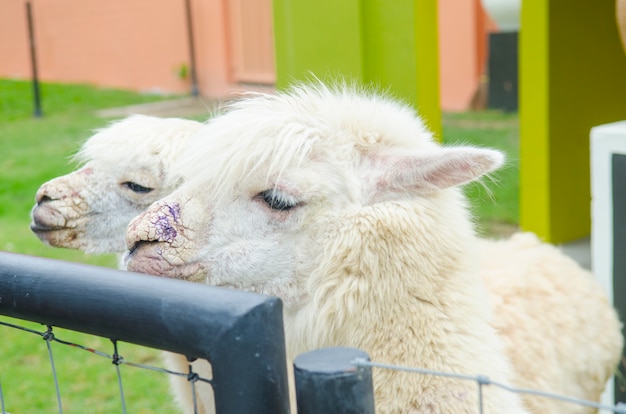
left=0, top=252, right=290, bottom=414
left=487, top=31, right=518, bottom=112
left=294, top=347, right=375, bottom=414
left=184, top=0, right=199, bottom=97
left=612, top=153, right=626, bottom=403
left=25, top=0, right=42, bottom=118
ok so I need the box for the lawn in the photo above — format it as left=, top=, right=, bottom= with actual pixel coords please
left=0, top=79, right=187, bottom=413
left=0, top=79, right=520, bottom=412
left=1, top=79, right=171, bottom=266
left=442, top=110, right=520, bottom=236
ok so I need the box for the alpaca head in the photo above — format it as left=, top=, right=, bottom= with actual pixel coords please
left=124, top=84, right=503, bottom=309
left=30, top=115, right=204, bottom=254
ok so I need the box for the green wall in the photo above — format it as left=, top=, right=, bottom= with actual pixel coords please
left=272, top=0, right=441, bottom=137
left=520, top=0, right=626, bottom=243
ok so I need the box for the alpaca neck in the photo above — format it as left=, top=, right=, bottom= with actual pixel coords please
left=284, top=200, right=490, bottom=362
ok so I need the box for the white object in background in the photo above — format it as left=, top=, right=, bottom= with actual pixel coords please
left=481, top=0, right=521, bottom=32
left=590, top=120, right=626, bottom=408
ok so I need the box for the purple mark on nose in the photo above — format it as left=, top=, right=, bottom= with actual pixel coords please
left=167, top=203, right=181, bottom=222
left=153, top=202, right=181, bottom=243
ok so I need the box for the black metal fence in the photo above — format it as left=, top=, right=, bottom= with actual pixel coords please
left=294, top=347, right=375, bottom=414
left=2, top=251, right=626, bottom=413
left=0, top=251, right=290, bottom=413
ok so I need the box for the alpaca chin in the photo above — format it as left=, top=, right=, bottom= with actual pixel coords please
left=29, top=223, right=86, bottom=249
left=125, top=243, right=204, bottom=282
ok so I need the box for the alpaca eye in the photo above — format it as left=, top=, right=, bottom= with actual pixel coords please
left=122, top=181, right=154, bottom=194
left=260, top=189, right=298, bottom=211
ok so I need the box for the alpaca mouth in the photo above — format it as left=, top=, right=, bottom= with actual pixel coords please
left=30, top=204, right=75, bottom=231
left=30, top=215, right=73, bottom=236
left=30, top=222, right=64, bottom=232
left=125, top=241, right=204, bottom=282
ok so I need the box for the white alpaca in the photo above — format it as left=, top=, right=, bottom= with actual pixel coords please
left=124, top=83, right=531, bottom=413
left=30, top=114, right=204, bottom=255
left=32, top=89, right=622, bottom=413
left=479, top=233, right=623, bottom=413
left=29, top=114, right=212, bottom=413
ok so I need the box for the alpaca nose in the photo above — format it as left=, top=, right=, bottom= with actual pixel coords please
left=35, top=167, right=93, bottom=205
left=126, top=201, right=183, bottom=250
left=35, top=184, right=58, bottom=205
left=35, top=177, right=82, bottom=205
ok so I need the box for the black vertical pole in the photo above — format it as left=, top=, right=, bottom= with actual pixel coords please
left=184, top=0, right=199, bottom=97
left=294, top=347, right=376, bottom=414
left=612, top=153, right=626, bottom=403
left=25, top=0, right=42, bottom=118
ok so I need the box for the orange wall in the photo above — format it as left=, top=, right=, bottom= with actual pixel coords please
left=1, top=1, right=30, bottom=80
left=0, top=0, right=250, bottom=97
left=191, top=0, right=231, bottom=97
left=1, top=0, right=493, bottom=110
left=438, top=0, right=496, bottom=111
left=0, top=0, right=192, bottom=93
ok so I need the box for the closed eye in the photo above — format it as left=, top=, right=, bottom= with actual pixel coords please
left=122, top=181, right=154, bottom=194
left=259, top=189, right=299, bottom=211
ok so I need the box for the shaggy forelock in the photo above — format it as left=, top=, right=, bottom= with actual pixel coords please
left=176, top=82, right=438, bottom=195
left=73, top=115, right=204, bottom=170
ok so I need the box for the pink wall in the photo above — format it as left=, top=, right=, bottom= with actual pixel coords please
left=438, top=0, right=496, bottom=111
left=193, top=0, right=275, bottom=97
left=0, top=0, right=192, bottom=93
left=0, top=0, right=492, bottom=110
left=0, top=1, right=31, bottom=80
left=191, top=0, right=231, bottom=97
left=0, top=0, right=270, bottom=98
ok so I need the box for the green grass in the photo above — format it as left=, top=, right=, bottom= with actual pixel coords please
left=0, top=79, right=521, bottom=412
left=0, top=79, right=180, bottom=265
left=0, top=79, right=185, bottom=413
left=1, top=318, right=178, bottom=413
left=442, top=110, right=520, bottom=237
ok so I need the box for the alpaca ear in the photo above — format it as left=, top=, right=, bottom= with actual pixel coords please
left=363, top=146, right=504, bottom=196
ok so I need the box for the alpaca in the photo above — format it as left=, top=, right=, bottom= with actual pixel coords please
left=32, top=89, right=622, bottom=413
left=478, top=233, right=623, bottom=413
left=29, top=114, right=212, bottom=413
left=30, top=114, right=204, bottom=255
left=124, top=83, right=532, bottom=413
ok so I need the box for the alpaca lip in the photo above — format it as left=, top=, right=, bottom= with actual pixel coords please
left=29, top=221, right=81, bottom=248
left=30, top=222, right=62, bottom=232
left=31, top=204, right=73, bottom=229
left=127, top=240, right=165, bottom=258
left=125, top=243, right=165, bottom=276
left=30, top=220, right=72, bottom=234
left=126, top=242, right=161, bottom=263
left=125, top=242, right=203, bottom=281
left=127, top=240, right=142, bottom=256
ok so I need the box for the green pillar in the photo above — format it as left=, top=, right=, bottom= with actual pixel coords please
left=520, top=0, right=626, bottom=243
left=272, top=0, right=441, bottom=137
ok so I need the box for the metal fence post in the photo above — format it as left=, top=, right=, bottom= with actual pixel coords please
left=294, top=347, right=375, bottom=414
left=0, top=251, right=291, bottom=414
left=25, top=0, right=42, bottom=118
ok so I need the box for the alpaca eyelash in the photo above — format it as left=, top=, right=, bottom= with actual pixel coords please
left=122, top=181, right=154, bottom=194
left=259, top=189, right=299, bottom=211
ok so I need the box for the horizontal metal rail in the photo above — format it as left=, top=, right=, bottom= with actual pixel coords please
left=0, top=251, right=290, bottom=413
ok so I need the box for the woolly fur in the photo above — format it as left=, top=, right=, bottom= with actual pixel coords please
left=30, top=114, right=204, bottom=254
left=126, top=83, right=533, bottom=413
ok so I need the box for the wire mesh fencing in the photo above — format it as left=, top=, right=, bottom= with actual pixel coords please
left=357, top=360, right=626, bottom=413
left=2, top=250, right=626, bottom=413
left=3, top=317, right=626, bottom=414
left=0, top=318, right=212, bottom=413
left=0, top=251, right=289, bottom=414
left=292, top=346, right=626, bottom=414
